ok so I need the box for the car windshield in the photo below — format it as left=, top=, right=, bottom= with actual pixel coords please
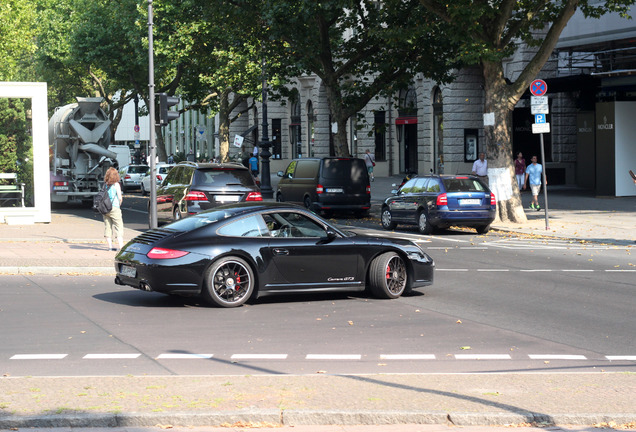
left=128, top=166, right=149, bottom=174
left=164, top=207, right=255, bottom=232
left=193, top=168, right=254, bottom=187
left=442, top=177, right=487, bottom=192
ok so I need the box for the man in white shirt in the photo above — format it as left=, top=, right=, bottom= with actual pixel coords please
left=471, top=152, right=488, bottom=184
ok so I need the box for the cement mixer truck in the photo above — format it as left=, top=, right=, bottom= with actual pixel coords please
left=49, top=97, right=129, bottom=205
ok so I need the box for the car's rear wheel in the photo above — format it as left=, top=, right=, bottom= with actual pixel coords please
left=476, top=225, right=490, bottom=234
left=381, top=207, right=396, bottom=230
left=203, top=257, right=255, bottom=307
left=417, top=210, right=433, bottom=235
left=369, top=252, right=407, bottom=299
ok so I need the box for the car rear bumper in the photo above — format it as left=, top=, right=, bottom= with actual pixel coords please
left=429, top=209, right=495, bottom=226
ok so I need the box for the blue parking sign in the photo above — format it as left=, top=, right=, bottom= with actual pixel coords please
left=534, top=114, right=546, bottom=124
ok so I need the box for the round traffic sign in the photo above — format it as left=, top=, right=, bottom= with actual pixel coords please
left=134, top=124, right=140, bottom=133
left=530, top=79, right=548, bottom=96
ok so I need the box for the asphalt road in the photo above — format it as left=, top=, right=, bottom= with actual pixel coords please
left=1, top=194, right=634, bottom=377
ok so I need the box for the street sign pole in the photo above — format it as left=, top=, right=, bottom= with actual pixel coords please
left=148, top=0, right=157, bottom=229
left=530, top=80, right=549, bottom=230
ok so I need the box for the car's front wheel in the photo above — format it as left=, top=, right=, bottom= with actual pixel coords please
left=381, top=207, right=396, bottom=230
left=303, top=195, right=312, bottom=210
left=276, top=192, right=284, bottom=202
left=202, top=257, right=255, bottom=307
left=369, top=252, right=407, bottom=299
left=417, top=210, right=433, bottom=235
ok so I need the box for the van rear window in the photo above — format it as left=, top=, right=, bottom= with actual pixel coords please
left=322, top=159, right=367, bottom=181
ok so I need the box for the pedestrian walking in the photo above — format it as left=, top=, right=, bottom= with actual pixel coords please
left=471, top=152, right=488, bottom=184
left=514, top=152, right=526, bottom=190
left=523, top=155, right=546, bottom=211
left=249, top=154, right=259, bottom=178
left=364, top=149, right=375, bottom=181
left=102, top=167, right=124, bottom=251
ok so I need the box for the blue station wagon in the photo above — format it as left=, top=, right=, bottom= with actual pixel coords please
left=380, top=175, right=496, bottom=234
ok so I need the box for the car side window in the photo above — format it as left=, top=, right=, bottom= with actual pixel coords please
left=284, top=161, right=297, bottom=178
left=427, top=180, right=442, bottom=192
left=413, top=178, right=428, bottom=193
left=164, top=167, right=181, bottom=186
left=400, top=179, right=418, bottom=194
left=217, top=215, right=270, bottom=237
left=264, top=211, right=326, bottom=238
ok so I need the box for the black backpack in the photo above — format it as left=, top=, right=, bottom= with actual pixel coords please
left=92, top=184, right=113, bottom=215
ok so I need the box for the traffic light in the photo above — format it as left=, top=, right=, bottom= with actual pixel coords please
left=159, top=93, right=180, bottom=126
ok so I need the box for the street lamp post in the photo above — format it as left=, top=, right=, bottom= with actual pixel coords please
left=259, top=61, right=273, bottom=199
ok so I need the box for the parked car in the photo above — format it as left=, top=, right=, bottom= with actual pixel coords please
left=140, top=163, right=175, bottom=196
left=119, top=164, right=149, bottom=192
left=276, top=157, right=371, bottom=217
left=152, top=161, right=262, bottom=226
left=115, top=202, right=435, bottom=307
left=380, top=174, right=496, bottom=234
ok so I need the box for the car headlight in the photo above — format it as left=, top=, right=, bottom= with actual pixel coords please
left=407, top=250, right=432, bottom=263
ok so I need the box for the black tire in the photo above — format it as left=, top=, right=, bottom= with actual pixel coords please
left=417, top=210, right=433, bottom=235
left=276, top=192, right=284, bottom=202
left=381, top=207, right=396, bottom=230
left=202, top=257, right=255, bottom=307
left=476, top=225, right=490, bottom=234
left=303, top=195, right=312, bottom=210
left=141, top=183, right=147, bottom=196
left=369, top=252, right=408, bottom=299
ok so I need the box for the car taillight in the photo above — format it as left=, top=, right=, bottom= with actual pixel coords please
left=436, top=193, right=447, bottom=206
left=184, top=191, right=207, bottom=201
left=490, top=193, right=496, bottom=205
left=316, top=184, right=324, bottom=194
left=246, top=192, right=263, bottom=201
left=125, top=175, right=131, bottom=180
left=53, top=181, right=68, bottom=187
left=366, top=185, right=371, bottom=194
left=147, top=247, right=190, bottom=259
left=156, top=175, right=162, bottom=181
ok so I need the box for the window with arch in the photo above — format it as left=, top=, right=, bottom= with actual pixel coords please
left=289, top=93, right=301, bottom=158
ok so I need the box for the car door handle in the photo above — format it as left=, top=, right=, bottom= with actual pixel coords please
left=273, top=248, right=289, bottom=256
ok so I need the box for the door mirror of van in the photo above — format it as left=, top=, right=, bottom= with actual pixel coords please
left=277, top=171, right=284, bottom=177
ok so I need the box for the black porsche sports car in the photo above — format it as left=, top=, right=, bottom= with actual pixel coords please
left=114, top=202, right=435, bottom=307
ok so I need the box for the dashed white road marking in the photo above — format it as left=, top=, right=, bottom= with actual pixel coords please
left=306, top=354, right=362, bottom=360
left=529, top=354, right=587, bottom=360
left=606, top=356, right=636, bottom=361
left=10, top=354, right=67, bottom=360
left=231, top=354, right=288, bottom=360
left=380, top=354, right=436, bottom=360
left=83, top=354, right=141, bottom=359
left=157, top=353, right=213, bottom=359
left=455, top=354, right=512, bottom=360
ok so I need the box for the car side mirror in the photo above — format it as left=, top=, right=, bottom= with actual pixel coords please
left=319, top=228, right=338, bottom=244
left=391, top=189, right=398, bottom=194
left=277, top=171, right=284, bottom=177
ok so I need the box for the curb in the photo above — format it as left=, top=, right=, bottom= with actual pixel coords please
left=0, top=410, right=634, bottom=429
left=0, top=266, right=114, bottom=275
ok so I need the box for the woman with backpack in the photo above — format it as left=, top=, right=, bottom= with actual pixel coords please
left=103, top=167, right=124, bottom=251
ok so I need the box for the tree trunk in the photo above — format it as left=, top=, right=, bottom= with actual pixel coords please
left=218, top=90, right=231, bottom=162
left=482, top=61, right=527, bottom=223
left=323, top=81, right=351, bottom=157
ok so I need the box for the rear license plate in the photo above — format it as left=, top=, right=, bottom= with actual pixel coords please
left=215, top=195, right=240, bottom=202
left=460, top=199, right=481, bottom=205
left=120, top=265, right=136, bottom=278
left=326, top=188, right=344, bottom=193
